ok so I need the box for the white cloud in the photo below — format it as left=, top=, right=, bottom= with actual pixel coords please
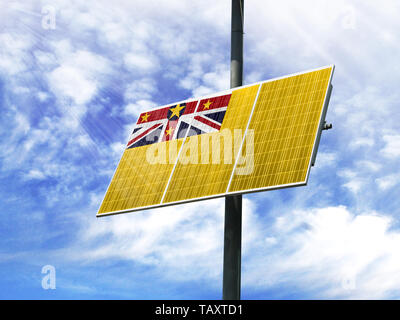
left=376, top=174, right=399, bottom=191
left=0, top=108, right=31, bottom=169
left=244, top=206, right=400, bottom=299
left=124, top=78, right=157, bottom=102
left=24, top=169, right=46, bottom=180
left=124, top=99, right=156, bottom=118
left=356, top=160, right=381, bottom=172
left=201, top=64, right=230, bottom=93
left=381, top=135, right=400, bottom=158
left=110, top=142, right=125, bottom=160
left=49, top=202, right=400, bottom=299
left=48, top=65, right=97, bottom=105
left=343, top=180, right=364, bottom=194
left=101, top=22, right=129, bottom=45
left=34, top=50, right=57, bottom=71
left=0, top=32, right=32, bottom=75
left=37, top=91, right=50, bottom=102
left=337, top=169, right=357, bottom=180
left=177, top=55, right=228, bottom=97
left=47, top=48, right=111, bottom=105
left=124, top=52, right=159, bottom=74
left=314, top=152, right=337, bottom=168
left=69, top=198, right=227, bottom=282
left=349, top=137, right=375, bottom=150
left=76, top=134, right=92, bottom=147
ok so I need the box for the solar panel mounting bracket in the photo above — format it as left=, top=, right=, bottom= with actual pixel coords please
left=322, top=122, right=333, bottom=130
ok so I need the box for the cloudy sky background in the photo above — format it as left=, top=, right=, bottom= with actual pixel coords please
left=1, top=0, right=400, bottom=299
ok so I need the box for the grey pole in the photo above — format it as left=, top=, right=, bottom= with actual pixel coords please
left=230, top=0, right=243, bottom=89
left=223, top=0, right=243, bottom=300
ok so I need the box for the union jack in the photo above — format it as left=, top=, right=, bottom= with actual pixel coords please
left=126, top=94, right=232, bottom=149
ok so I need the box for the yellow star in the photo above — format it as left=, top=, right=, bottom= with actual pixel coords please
left=203, top=100, right=212, bottom=110
left=141, top=112, right=150, bottom=122
left=169, top=104, right=185, bottom=119
left=165, top=127, right=173, bottom=136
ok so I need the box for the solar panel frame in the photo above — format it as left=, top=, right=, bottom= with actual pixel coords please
left=97, top=65, right=334, bottom=217
left=310, top=83, right=333, bottom=167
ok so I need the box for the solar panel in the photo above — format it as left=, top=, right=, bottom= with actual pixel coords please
left=228, top=67, right=333, bottom=193
left=98, top=65, right=334, bottom=216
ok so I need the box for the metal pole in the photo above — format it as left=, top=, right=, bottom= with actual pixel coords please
left=230, top=0, right=243, bottom=89
left=223, top=0, right=243, bottom=300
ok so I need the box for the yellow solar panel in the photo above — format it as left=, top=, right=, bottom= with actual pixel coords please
left=98, top=139, right=182, bottom=214
left=163, top=85, right=260, bottom=203
left=228, top=66, right=333, bottom=193
left=97, top=66, right=334, bottom=216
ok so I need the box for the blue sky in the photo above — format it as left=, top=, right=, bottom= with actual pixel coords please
left=1, top=0, right=400, bottom=299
